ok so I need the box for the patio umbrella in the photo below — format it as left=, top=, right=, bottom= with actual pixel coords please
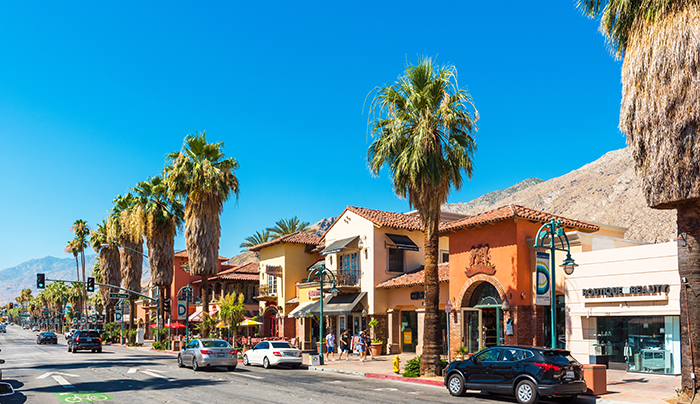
left=148, top=323, right=159, bottom=329
left=215, top=321, right=228, bottom=329
left=237, top=319, right=263, bottom=327
left=169, top=322, right=186, bottom=329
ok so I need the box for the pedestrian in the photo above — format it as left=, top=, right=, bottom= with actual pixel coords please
left=358, top=331, right=366, bottom=362
left=339, top=329, right=350, bottom=361
left=325, top=329, right=336, bottom=362
left=363, top=330, right=374, bottom=360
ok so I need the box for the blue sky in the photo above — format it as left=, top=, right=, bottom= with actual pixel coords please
left=0, top=1, right=626, bottom=270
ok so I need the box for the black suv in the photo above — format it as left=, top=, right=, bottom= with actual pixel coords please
left=444, top=346, right=586, bottom=404
left=68, top=330, right=102, bottom=353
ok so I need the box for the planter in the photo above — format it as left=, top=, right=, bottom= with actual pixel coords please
left=316, top=342, right=327, bottom=354
left=370, top=342, right=383, bottom=356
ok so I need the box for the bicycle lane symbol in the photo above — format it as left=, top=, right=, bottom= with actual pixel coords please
left=54, top=391, right=114, bottom=403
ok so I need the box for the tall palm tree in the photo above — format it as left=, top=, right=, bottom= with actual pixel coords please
left=577, top=2, right=700, bottom=401
left=71, top=219, right=90, bottom=321
left=131, top=175, right=184, bottom=329
left=266, top=216, right=312, bottom=238
left=90, top=220, right=122, bottom=323
left=110, top=193, right=144, bottom=334
left=64, top=239, right=81, bottom=313
left=217, top=292, right=246, bottom=344
left=367, top=57, right=477, bottom=377
left=46, top=281, right=68, bottom=333
left=239, top=229, right=273, bottom=252
left=165, top=132, right=240, bottom=336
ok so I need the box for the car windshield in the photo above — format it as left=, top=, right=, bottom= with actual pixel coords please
left=543, top=350, right=577, bottom=365
left=271, top=342, right=293, bottom=349
left=80, top=332, right=100, bottom=337
left=201, top=340, right=230, bottom=348
left=40, top=332, right=54, bottom=336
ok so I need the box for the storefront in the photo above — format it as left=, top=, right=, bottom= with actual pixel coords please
left=566, top=242, right=681, bottom=374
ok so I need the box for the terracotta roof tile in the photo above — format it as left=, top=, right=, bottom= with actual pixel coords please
left=438, top=204, right=600, bottom=234
left=174, top=250, right=229, bottom=261
left=376, top=263, right=450, bottom=289
left=346, top=206, right=427, bottom=232
left=248, top=231, right=321, bottom=251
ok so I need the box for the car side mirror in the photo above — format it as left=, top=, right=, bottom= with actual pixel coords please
left=0, top=360, right=4, bottom=364
left=0, top=382, right=14, bottom=396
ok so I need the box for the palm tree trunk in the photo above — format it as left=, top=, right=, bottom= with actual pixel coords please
left=677, top=201, right=700, bottom=404
left=420, top=206, right=442, bottom=377
left=74, top=254, right=81, bottom=325
left=81, top=247, right=88, bottom=324
left=159, top=287, right=165, bottom=330
left=201, top=275, right=210, bottom=337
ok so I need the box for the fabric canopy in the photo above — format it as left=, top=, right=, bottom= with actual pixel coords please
left=289, top=292, right=366, bottom=318
left=238, top=318, right=263, bottom=327
left=386, top=233, right=419, bottom=251
left=287, top=300, right=318, bottom=318
left=188, top=305, right=219, bottom=322
left=320, top=236, right=358, bottom=255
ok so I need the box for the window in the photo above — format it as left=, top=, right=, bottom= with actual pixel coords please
left=500, top=348, right=533, bottom=361
left=440, top=250, right=449, bottom=263
left=268, top=275, right=278, bottom=295
left=474, top=348, right=501, bottom=363
left=338, top=252, right=359, bottom=285
left=388, top=248, right=404, bottom=272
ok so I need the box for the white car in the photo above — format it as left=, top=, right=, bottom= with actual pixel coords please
left=242, top=341, right=302, bottom=369
left=65, top=329, right=77, bottom=339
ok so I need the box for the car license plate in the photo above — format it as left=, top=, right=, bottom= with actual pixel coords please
left=217, top=353, right=226, bottom=357
left=86, top=337, right=92, bottom=342
left=566, top=371, right=575, bottom=379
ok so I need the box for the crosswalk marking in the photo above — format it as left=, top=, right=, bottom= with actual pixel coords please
left=53, top=375, right=74, bottom=389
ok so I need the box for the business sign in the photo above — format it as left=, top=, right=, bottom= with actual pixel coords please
left=583, top=284, right=670, bottom=297
left=177, top=299, right=187, bottom=320
left=535, top=252, right=550, bottom=306
left=307, top=289, right=321, bottom=299
left=109, top=293, right=129, bottom=299
left=265, top=265, right=282, bottom=277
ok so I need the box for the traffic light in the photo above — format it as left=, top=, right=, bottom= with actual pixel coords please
left=163, top=299, right=170, bottom=312
left=9, top=303, right=13, bottom=309
left=87, top=277, right=95, bottom=292
left=37, top=273, right=45, bottom=289
left=31, top=304, right=35, bottom=311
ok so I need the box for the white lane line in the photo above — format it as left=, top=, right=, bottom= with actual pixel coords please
left=141, top=370, right=173, bottom=381
left=52, top=375, right=74, bottom=389
left=231, top=372, right=263, bottom=379
left=127, top=368, right=138, bottom=374
left=37, top=371, right=79, bottom=379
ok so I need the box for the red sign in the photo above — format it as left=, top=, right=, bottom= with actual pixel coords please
left=265, top=265, right=282, bottom=277
left=465, top=244, right=496, bottom=278
left=307, top=289, right=321, bottom=299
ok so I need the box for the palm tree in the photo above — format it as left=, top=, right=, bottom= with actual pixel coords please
left=165, top=132, right=240, bottom=337
left=131, top=175, right=184, bottom=329
left=239, top=229, right=273, bottom=252
left=45, top=281, right=68, bottom=333
left=68, top=283, right=84, bottom=319
left=71, top=220, right=90, bottom=321
left=90, top=220, right=122, bottom=323
left=217, top=292, right=246, bottom=345
left=64, top=239, right=81, bottom=312
left=266, top=216, right=312, bottom=238
left=110, top=193, right=144, bottom=335
left=577, top=2, right=700, bottom=401
left=367, top=57, right=477, bottom=377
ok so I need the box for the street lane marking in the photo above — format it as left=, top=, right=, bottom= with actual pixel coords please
left=53, top=375, right=74, bottom=389
left=141, top=370, right=172, bottom=381
left=373, top=388, right=398, bottom=391
left=231, top=372, right=262, bottom=379
left=37, top=371, right=79, bottom=379
left=127, top=368, right=137, bottom=373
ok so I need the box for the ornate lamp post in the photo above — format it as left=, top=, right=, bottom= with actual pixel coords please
left=306, top=264, right=339, bottom=365
left=533, top=218, right=578, bottom=349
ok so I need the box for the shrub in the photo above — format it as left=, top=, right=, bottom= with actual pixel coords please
left=152, top=340, right=169, bottom=350
left=402, top=355, right=449, bottom=378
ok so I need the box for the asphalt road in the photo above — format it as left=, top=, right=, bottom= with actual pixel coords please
left=0, top=325, right=552, bottom=404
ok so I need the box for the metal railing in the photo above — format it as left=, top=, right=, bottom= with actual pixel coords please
left=258, top=284, right=277, bottom=297
left=334, top=268, right=360, bottom=287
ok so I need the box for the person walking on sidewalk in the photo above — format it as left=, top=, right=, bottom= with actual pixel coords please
left=325, top=329, right=336, bottom=362
left=339, top=329, right=350, bottom=361
left=363, top=330, right=373, bottom=360
left=358, top=331, right=366, bottom=362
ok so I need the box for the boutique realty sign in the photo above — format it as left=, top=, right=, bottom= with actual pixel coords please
left=582, top=284, right=670, bottom=298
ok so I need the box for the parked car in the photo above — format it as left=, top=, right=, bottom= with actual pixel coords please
left=37, top=332, right=58, bottom=344
left=177, top=339, right=237, bottom=371
left=443, top=346, right=586, bottom=404
left=0, top=324, right=5, bottom=333
left=65, top=329, right=77, bottom=339
left=31, top=326, right=40, bottom=332
left=242, top=341, right=302, bottom=369
left=22, top=325, right=29, bottom=330
left=68, top=330, right=102, bottom=353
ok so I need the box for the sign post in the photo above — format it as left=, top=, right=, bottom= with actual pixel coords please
left=445, top=300, right=453, bottom=363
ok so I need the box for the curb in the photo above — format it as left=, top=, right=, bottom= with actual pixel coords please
left=308, top=366, right=366, bottom=377
left=365, top=373, right=443, bottom=387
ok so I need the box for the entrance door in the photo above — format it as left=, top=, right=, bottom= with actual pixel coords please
left=462, top=308, right=482, bottom=353
left=401, top=311, right=418, bottom=353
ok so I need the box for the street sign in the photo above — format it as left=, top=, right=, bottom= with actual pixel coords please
left=109, top=293, right=129, bottom=299
left=21, top=314, right=29, bottom=317
left=41, top=310, right=50, bottom=314
left=445, top=300, right=453, bottom=314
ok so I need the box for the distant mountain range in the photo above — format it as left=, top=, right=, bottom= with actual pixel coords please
left=1, top=147, right=676, bottom=305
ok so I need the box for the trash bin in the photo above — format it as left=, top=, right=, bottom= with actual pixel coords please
left=582, top=364, right=607, bottom=395
left=309, top=355, right=321, bottom=366
left=136, top=328, right=144, bottom=344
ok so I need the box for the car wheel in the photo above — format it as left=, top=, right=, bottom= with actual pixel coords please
left=263, top=357, right=270, bottom=369
left=72, top=346, right=77, bottom=353
left=192, top=357, right=200, bottom=371
left=97, top=347, right=102, bottom=353
left=177, top=355, right=184, bottom=368
left=243, top=355, right=250, bottom=366
left=515, top=379, right=539, bottom=404
left=67, top=346, right=71, bottom=352
left=227, top=366, right=236, bottom=371
left=447, top=373, right=466, bottom=396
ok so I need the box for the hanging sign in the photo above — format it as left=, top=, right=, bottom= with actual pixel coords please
left=535, top=252, right=550, bottom=306
left=177, top=299, right=187, bottom=320
left=266, top=265, right=282, bottom=277
left=307, top=289, right=321, bottom=299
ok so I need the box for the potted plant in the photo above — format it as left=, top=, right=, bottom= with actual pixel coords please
left=456, top=346, right=470, bottom=360
left=368, top=319, right=383, bottom=356
left=316, top=338, right=327, bottom=354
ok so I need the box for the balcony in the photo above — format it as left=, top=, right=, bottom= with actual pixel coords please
left=334, top=269, right=360, bottom=288
left=255, top=285, right=278, bottom=302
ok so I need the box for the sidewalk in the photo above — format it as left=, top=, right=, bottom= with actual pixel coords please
left=303, top=352, right=681, bottom=404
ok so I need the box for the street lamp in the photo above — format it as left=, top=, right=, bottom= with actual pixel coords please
left=533, top=218, right=578, bottom=349
left=306, top=264, right=339, bottom=366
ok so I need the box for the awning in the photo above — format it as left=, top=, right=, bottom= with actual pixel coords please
left=288, top=300, right=318, bottom=318
left=188, top=306, right=219, bottom=322
left=286, top=297, right=300, bottom=305
left=320, top=236, right=358, bottom=255
left=306, top=259, right=326, bottom=272
left=288, top=292, right=366, bottom=318
left=386, top=234, right=419, bottom=251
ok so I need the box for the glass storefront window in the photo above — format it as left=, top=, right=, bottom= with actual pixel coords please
left=595, top=316, right=680, bottom=374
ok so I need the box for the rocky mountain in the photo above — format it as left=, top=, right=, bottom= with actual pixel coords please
left=443, top=147, right=676, bottom=243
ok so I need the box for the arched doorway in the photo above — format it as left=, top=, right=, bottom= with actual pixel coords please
left=461, top=282, right=503, bottom=353
left=263, top=308, right=278, bottom=337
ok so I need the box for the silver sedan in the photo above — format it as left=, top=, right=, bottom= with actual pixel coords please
left=178, top=339, right=238, bottom=371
